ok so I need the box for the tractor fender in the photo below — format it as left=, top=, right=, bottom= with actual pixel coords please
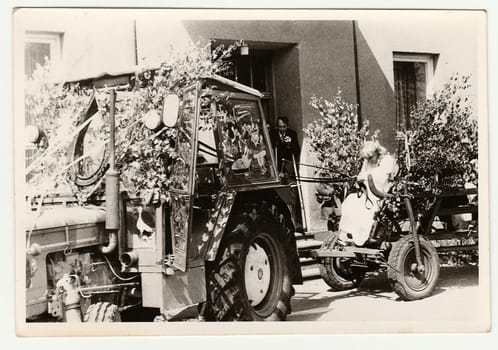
left=204, top=188, right=303, bottom=284
left=204, top=190, right=237, bottom=261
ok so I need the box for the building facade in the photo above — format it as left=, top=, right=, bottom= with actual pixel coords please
left=16, top=9, right=485, bottom=229
left=17, top=9, right=484, bottom=147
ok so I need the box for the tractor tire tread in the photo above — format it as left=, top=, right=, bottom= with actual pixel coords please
left=83, top=302, right=121, bottom=322
left=206, top=203, right=292, bottom=321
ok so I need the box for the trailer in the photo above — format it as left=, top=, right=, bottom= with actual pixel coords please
left=414, top=188, right=478, bottom=263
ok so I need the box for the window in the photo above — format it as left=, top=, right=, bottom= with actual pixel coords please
left=393, top=53, right=437, bottom=130
left=25, top=31, right=62, bottom=78
left=25, top=32, right=63, bottom=179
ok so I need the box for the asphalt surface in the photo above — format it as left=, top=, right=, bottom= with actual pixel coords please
left=287, top=264, right=486, bottom=332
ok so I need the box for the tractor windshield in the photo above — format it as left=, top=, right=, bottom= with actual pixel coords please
left=215, top=96, right=278, bottom=187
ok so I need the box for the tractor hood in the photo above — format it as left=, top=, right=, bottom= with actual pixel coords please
left=26, top=205, right=106, bottom=231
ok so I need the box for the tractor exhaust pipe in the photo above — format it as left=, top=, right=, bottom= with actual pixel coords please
left=100, top=231, right=117, bottom=255
left=102, top=89, right=120, bottom=254
left=120, top=251, right=139, bottom=270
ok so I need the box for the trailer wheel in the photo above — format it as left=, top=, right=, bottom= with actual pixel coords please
left=83, top=302, right=121, bottom=322
left=319, top=231, right=365, bottom=291
left=206, top=207, right=292, bottom=321
left=387, top=235, right=440, bottom=301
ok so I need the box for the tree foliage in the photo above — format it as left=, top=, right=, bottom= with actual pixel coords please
left=304, top=89, right=378, bottom=180
left=405, top=74, right=478, bottom=190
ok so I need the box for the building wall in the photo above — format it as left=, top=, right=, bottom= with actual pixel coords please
left=16, top=9, right=137, bottom=81
left=273, top=45, right=303, bottom=128
left=17, top=10, right=482, bottom=147
left=355, top=23, right=398, bottom=151
left=357, top=13, right=480, bottom=93
left=16, top=9, right=483, bottom=231
left=143, top=20, right=359, bottom=145
left=354, top=12, right=482, bottom=151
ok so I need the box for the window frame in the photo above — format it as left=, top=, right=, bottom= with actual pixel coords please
left=393, top=52, right=437, bottom=130
left=25, top=31, right=62, bottom=76
left=393, top=52, right=436, bottom=97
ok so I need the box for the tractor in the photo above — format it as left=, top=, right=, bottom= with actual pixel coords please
left=25, top=75, right=303, bottom=322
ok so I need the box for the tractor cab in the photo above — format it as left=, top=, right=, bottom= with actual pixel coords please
left=166, top=76, right=283, bottom=272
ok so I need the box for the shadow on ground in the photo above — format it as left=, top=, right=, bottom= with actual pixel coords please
left=289, top=264, right=479, bottom=321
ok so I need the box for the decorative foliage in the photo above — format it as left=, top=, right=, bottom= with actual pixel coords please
left=304, top=89, right=379, bottom=180
left=403, top=74, right=478, bottom=191
left=25, top=41, right=237, bottom=203
left=115, top=42, right=236, bottom=200
left=25, top=60, right=93, bottom=199
left=382, top=75, right=478, bottom=227
left=305, top=76, right=478, bottom=195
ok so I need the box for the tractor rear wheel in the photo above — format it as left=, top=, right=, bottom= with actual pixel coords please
left=387, top=235, right=440, bottom=301
left=319, top=231, right=365, bottom=291
left=206, top=206, right=292, bottom=321
left=83, top=302, right=121, bottom=322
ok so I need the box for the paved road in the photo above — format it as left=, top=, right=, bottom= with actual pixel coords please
left=287, top=264, right=486, bottom=332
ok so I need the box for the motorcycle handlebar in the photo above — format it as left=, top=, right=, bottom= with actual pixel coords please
left=366, top=174, right=393, bottom=199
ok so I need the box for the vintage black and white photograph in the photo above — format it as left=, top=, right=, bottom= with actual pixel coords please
left=12, top=7, right=489, bottom=336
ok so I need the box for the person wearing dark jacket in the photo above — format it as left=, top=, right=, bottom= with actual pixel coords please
left=271, top=116, right=303, bottom=230
left=271, top=116, right=300, bottom=177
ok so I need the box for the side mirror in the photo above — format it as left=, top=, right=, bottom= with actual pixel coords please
left=162, top=94, right=180, bottom=127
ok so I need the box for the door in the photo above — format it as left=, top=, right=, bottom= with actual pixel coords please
left=168, top=82, right=201, bottom=272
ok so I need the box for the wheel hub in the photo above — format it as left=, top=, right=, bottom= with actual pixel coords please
left=410, top=262, right=426, bottom=274
left=244, top=243, right=271, bottom=306
left=405, top=250, right=432, bottom=291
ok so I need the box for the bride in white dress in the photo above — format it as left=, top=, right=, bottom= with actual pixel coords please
left=338, top=141, right=399, bottom=246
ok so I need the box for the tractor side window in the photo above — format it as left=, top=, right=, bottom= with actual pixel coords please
left=169, top=86, right=198, bottom=193
left=197, top=127, right=218, bottom=164
left=196, top=126, right=220, bottom=200
left=169, top=121, right=193, bottom=192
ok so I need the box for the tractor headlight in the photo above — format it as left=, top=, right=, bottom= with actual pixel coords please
left=144, top=110, right=162, bottom=130
left=25, top=125, right=42, bottom=144
left=162, top=94, right=179, bottom=127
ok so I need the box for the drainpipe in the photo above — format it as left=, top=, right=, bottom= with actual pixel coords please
left=133, top=19, right=139, bottom=66
left=352, top=20, right=362, bottom=128
left=101, top=89, right=119, bottom=254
